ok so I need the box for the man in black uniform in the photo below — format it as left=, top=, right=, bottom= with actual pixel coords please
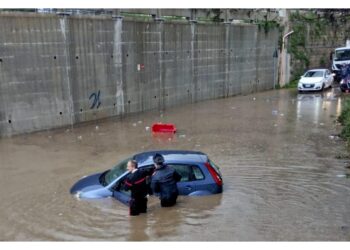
left=151, top=153, right=182, bottom=207
left=123, top=160, right=154, bottom=216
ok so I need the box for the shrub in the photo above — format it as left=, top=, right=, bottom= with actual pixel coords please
left=338, top=98, right=350, bottom=143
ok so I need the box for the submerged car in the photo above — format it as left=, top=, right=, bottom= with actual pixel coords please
left=70, top=150, right=223, bottom=205
left=298, top=69, right=334, bottom=92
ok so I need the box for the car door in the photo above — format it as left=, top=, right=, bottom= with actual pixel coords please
left=112, top=165, right=154, bottom=205
left=326, top=70, right=332, bottom=87
left=329, top=70, right=334, bottom=86
left=111, top=175, right=131, bottom=205
left=324, top=70, right=329, bottom=87
left=189, top=164, right=210, bottom=193
left=168, top=164, right=196, bottom=195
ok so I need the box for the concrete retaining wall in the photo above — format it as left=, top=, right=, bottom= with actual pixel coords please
left=0, top=12, right=279, bottom=137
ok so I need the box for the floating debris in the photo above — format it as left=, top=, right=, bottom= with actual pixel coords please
left=195, top=144, right=201, bottom=147
left=58, top=213, right=63, bottom=216
left=253, top=97, right=256, bottom=101
left=280, top=113, right=284, bottom=117
left=77, top=135, right=82, bottom=140
left=95, top=125, right=99, bottom=130
left=179, top=134, right=186, bottom=138
left=132, top=123, right=137, bottom=127
left=274, top=124, right=278, bottom=127
left=145, top=126, right=150, bottom=131
left=138, top=121, right=143, bottom=124
left=320, top=123, right=325, bottom=126
left=231, top=107, right=236, bottom=110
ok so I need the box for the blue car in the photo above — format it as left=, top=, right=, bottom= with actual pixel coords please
left=70, top=150, right=223, bottom=205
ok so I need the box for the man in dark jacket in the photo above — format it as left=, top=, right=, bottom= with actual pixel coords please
left=151, top=153, right=182, bottom=207
left=123, top=160, right=154, bottom=216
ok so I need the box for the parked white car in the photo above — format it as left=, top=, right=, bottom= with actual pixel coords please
left=298, top=69, right=334, bottom=92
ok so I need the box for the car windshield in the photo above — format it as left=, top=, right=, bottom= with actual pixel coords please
left=304, top=71, right=324, bottom=78
left=104, top=158, right=130, bottom=185
left=335, top=49, right=350, bottom=61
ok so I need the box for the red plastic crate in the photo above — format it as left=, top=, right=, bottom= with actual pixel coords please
left=151, top=123, right=177, bottom=133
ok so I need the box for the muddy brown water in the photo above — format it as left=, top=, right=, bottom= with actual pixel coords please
left=1, top=89, right=350, bottom=241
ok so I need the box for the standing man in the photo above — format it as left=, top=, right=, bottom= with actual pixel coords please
left=123, top=160, right=154, bottom=216
left=151, top=153, right=182, bottom=207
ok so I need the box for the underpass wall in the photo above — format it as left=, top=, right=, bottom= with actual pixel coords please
left=0, top=12, right=279, bottom=137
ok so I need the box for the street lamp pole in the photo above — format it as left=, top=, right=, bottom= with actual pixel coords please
left=280, top=30, right=294, bottom=87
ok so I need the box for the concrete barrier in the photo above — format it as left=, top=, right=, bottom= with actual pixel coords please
left=0, top=12, right=279, bottom=137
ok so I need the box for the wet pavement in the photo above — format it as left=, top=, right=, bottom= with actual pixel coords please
left=1, top=88, right=350, bottom=241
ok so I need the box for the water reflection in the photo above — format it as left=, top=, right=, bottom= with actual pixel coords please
left=296, top=89, right=342, bottom=129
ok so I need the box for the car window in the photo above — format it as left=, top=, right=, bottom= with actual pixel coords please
left=168, top=164, right=193, bottom=182
left=168, top=164, right=205, bottom=182
left=192, top=165, right=205, bottom=180
left=335, top=49, right=350, bottom=61
left=104, top=158, right=130, bottom=185
left=304, top=71, right=324, bottom=77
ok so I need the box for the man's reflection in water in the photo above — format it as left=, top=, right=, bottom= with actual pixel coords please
left=149, top=198, right=184, bottom=239
left=128, top=214, right=149, bottom=241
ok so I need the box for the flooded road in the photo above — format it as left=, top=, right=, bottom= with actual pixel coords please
left=1, top=88, right=350, bottom=241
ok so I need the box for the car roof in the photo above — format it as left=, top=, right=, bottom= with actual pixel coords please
left=335, top=47, right=350, bottom=51
left=133, top=150, right=208, bottom=166
left=306, top=69, right=327, bottom=72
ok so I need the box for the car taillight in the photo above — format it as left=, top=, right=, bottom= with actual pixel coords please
left=205, top=162, right=223, bottom=186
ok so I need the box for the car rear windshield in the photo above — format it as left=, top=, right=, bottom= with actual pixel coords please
left=304, top=71, right=324, bottom=77
left=208, top=159, right=222, bottom=176
left=104, top=158, right=130, bottom=185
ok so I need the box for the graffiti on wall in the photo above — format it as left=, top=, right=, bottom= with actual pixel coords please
left=89, top=90, right=101, bottom=109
